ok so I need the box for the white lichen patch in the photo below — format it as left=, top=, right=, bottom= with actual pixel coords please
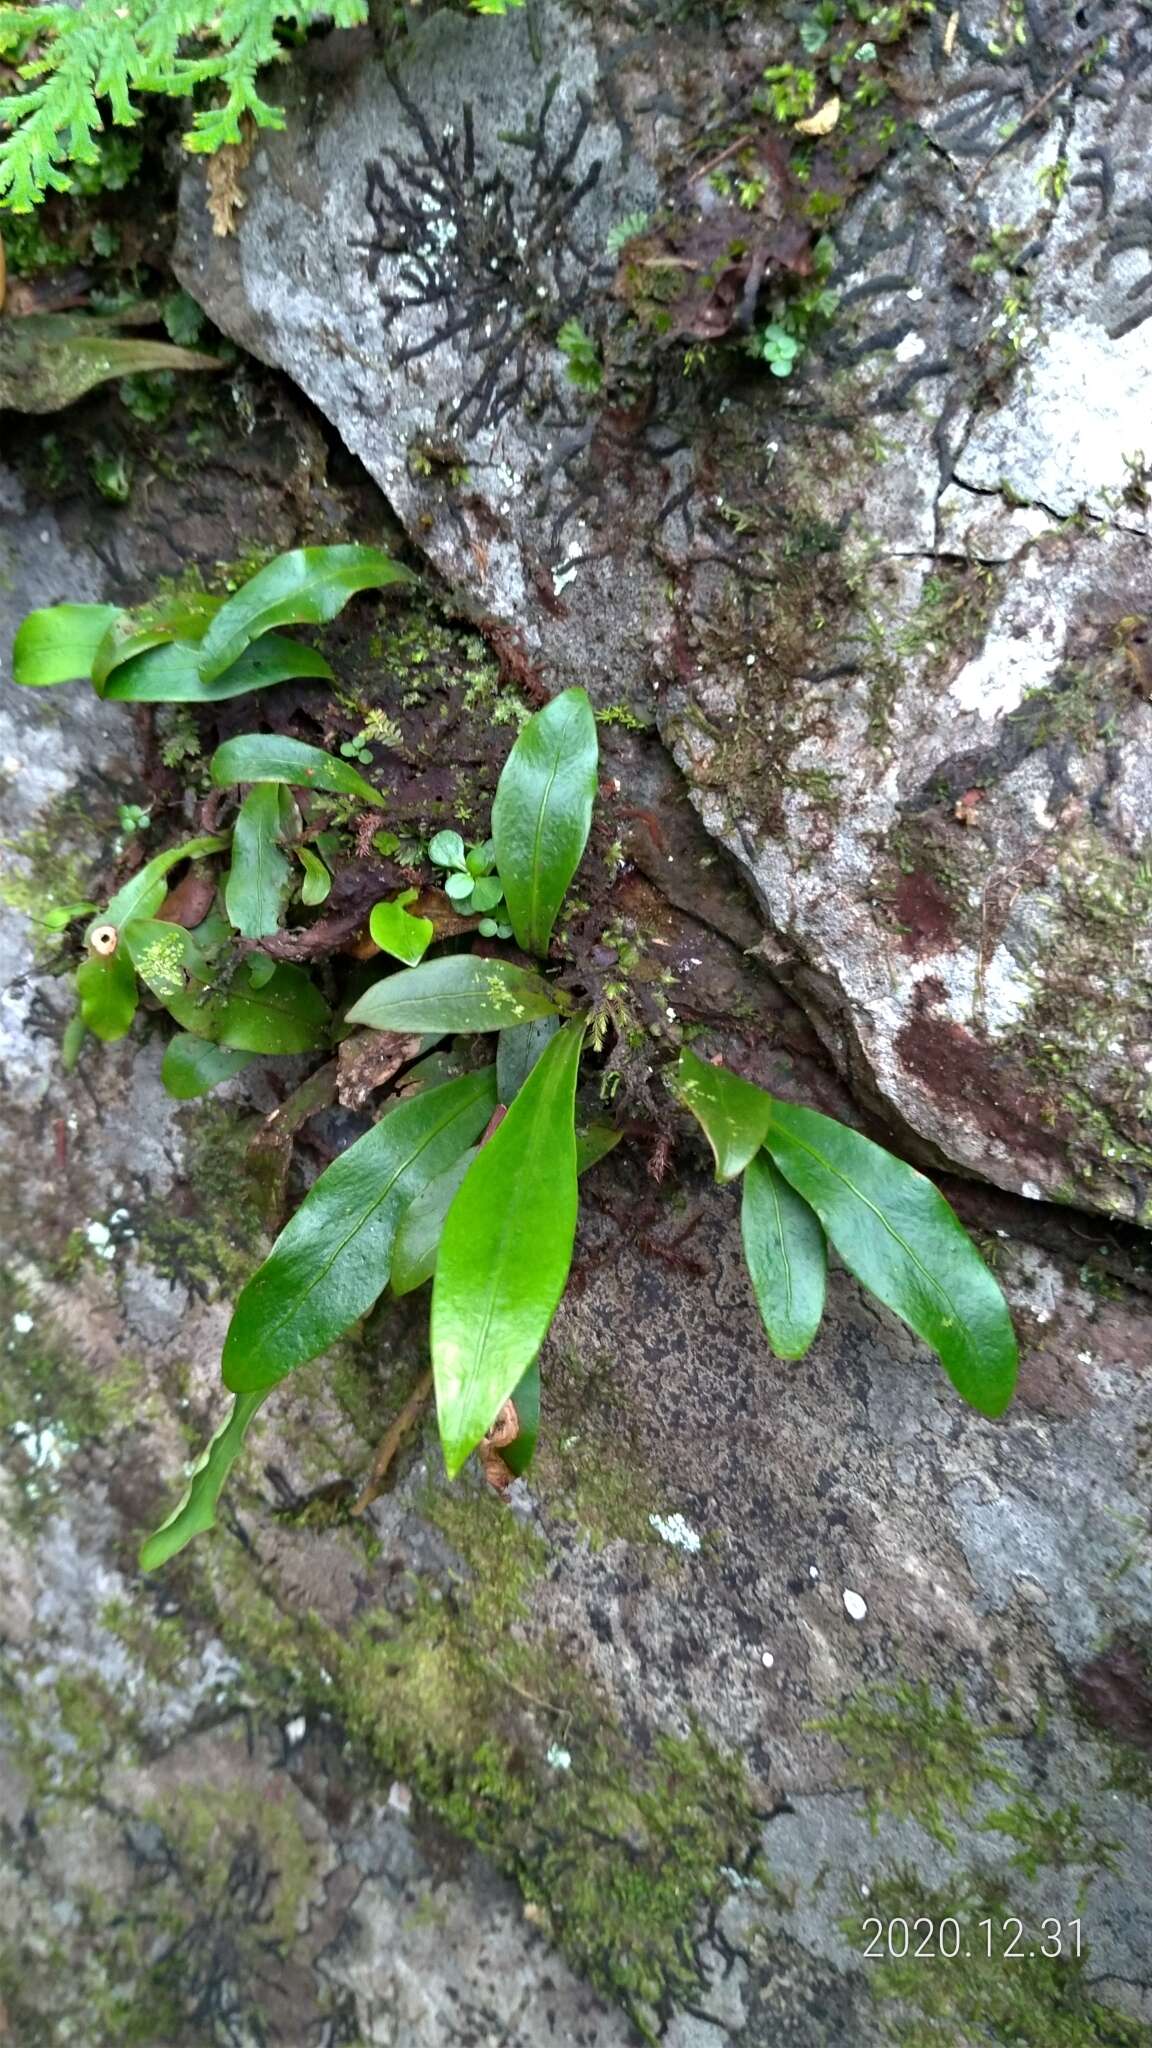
left=648, top=1510, right=701, bottom=1554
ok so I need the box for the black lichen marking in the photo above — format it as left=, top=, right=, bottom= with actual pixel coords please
left=358, top=67, right=610, bottom=433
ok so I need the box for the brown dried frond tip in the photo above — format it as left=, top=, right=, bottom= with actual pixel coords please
left=206, top=127, right=255, bottom=237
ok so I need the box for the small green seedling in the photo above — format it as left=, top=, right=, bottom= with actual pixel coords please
left=428, top=830, right=511, bottom=935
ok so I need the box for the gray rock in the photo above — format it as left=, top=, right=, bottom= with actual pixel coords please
left=176, top=0, right=1152, bottom=1220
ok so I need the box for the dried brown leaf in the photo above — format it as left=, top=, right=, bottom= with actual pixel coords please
left=336, top=1029, right=424, bottom=1111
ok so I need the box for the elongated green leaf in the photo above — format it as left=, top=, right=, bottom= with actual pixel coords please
left=491, top=686, right=599, bottom=956
left=139, top=1389, right=269, bottom=1570
left=223, top=1066, right=497, bottom=1394
left=75, top=947, right=138, bottom=1041
left=391, top=1147, right=478, bottom=1297
left=575, top=1121, right=623, bottom=1174
left=0, top=318, right=220, bottom=416
left=225, top=785, right=293, bottom=940
left=164, top=959, right=331, bottom=1054
left=432, top=1017, right=586, bottom=1477
left=197, top=545, right=415, bottom=683
left=346, top=954, right=562, bottom=1034
left=100, top=835, right=228, bottom=931
left=297, top=847, right=332, bottom=907
left=393, top=1107, right=614, bottom=1299
left=210, top=733, right=385, bottom=807
left=670, top=1046, right=774, bottom=1181
left=91, top=594, right=221, bottom=692
left=763, top=1101, right=1018, bottom=1416
left=162, top=1034, right=256, bottom=1100
left=497, top=1014, right=559, bottom=1104
left=104, top=634, right=334, bottom=704
left=501, top=1361, right=540, bottom=1479
left=369, top=893, right=434, bottom=965
left=11, top=603, right=122, bottom=686
left=741, top=1150, right=827, bottom=1360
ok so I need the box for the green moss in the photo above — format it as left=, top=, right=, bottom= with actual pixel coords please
left=214, top=1477, right=764, bottom=2039
left=0, top=787, right=108, bottom=936
left=813, top=1683, right=1015, bottom=1849
left=530, top=1347, right=663, bottom=1551
left=852, top=1871, right=1148, bottom=2046
left=138, top=1102, right=270, bottom=1296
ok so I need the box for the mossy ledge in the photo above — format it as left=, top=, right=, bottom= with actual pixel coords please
left=205, top=1476, right=766, bottom=2040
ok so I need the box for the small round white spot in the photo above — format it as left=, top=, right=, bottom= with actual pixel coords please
left=808, top=1564, right=819, bottom=1580
left=285, top=1716, right=307, bottom=1745
left=12, top=1313, right=33, bottom=1335
left=546, top=1744, right=572, bottom=1771
left=761, top=1651, right=774, bottom=1669
left=843, top=1589, right=868, bottom=1622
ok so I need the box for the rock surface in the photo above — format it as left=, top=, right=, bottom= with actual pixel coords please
left=176, top=0, right=1152, bottom=1221
left=2, top=386, right=1152, bottom=2048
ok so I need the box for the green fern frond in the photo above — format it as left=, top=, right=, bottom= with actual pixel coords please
left=0, top=0, right=368, bottom=212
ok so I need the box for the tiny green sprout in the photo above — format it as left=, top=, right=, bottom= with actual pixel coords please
left=117, top=802, right=151, bottom=834
left=90, top=451, right=132, bottom=504
left=606, top=211, right=650, bottom=257
left=752, top=323, right=803, bottom=377
left=430, top=829, right=507, bottom=920
left=556, top=319, right=603, bottom=393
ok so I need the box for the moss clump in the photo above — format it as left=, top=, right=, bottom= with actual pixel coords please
left=813, top=1683, right=1015, bottom=1849
left=217, top=1477, right=764, bottom=2039
left=851, top=1872, right=1148, bottom=2046
left=138, top=1102, right=270, bottom=1296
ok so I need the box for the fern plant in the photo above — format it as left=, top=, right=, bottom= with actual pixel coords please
left=13, top=545, right=1020, bottom=1567
left=0, top=0, right=522, bottom=213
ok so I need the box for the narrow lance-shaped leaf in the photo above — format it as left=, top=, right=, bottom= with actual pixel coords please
left=346, top=954, right=563, bottom=1035
left=222, top=1066, right=497, bottom=1395
left=100, top=834, right=228, bottom=932
left=762, top=1100, right=1019, bottom=1417
left=225, top=784, right=294, bottom=940
left=12, top=603, right=122, bottom=686
left=501, top=1361, right=540, bottom=1480
left=164, top=959, right=331, bottom=1055
left=139, top=1389, right=269, bottom=1571
left=162, top=1034, right=255, bottom=1100
left=670, top=1045, right=774, bottom=1181
left=496, top=1014, right=559, bottom=1105
left=741, top=1149, right=827, bottom=1361
left=103, top=634, right=334, bottom=704
left=391, top=1146, right=478, bottom=1298
left=91, top=593, right=221, bottom=693
left=392, top=1108, right=617, bottom=1298
left=210, top=733, right=386, bottom=808
left=491, top=686, right=599, bottom=956
left=431, top=1017, right=587, bottom=1477
left=196, top=545, right=416, bottom=683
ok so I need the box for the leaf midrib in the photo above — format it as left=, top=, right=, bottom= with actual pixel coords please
left=247, top=1082, right=486, bottom=1362
left=527, top=727, right=567, bottom=952
left=772, top=1123, right=966, bottom=1339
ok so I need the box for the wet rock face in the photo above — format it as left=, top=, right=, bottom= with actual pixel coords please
left=177, top=0, right=1152, bottom=1222
left=2, top=448, right=1152, bottom=2040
